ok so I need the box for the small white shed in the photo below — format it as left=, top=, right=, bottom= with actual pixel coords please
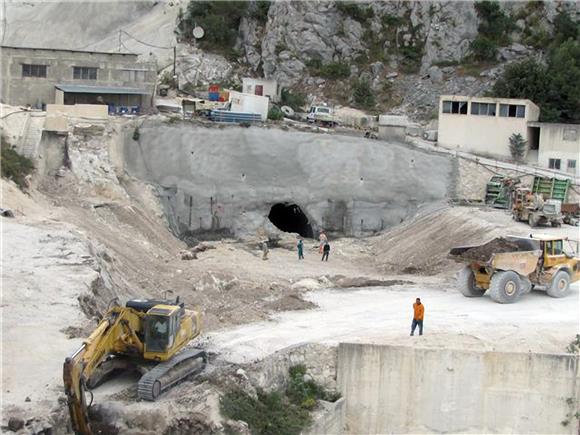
left=242, top=78, right=280, bottom=103
left=229, top=91, right=270, bottom=121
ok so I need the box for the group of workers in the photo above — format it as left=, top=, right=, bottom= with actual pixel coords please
left=296, top=230, right=331, bottom=262
left=263, top=230, right=426, bottom=336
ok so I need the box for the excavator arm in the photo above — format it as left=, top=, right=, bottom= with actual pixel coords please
left=63, top=307, right=145, bottom=435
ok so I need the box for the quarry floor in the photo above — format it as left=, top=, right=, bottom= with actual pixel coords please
left=1, top=178, right=579, bottom=433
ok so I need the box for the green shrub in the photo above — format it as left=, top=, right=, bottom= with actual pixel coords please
left=268, top=106, right=284, bottom=121
left=220, top=365, right=339, bottom=435
left=552, top=11, right=579, bottom=47
left=362, top=30, right=388, bottom=63
left=1, top=145, right=34, bottom=189
left=566, top=335, right=580, bottom=354
left=306, top=59, right=350, bottom=80
left=319, top=62, right=350, bottom=79
left=399, top=43, right=425, bottom=73
left=336, top=2, right=374, bottom=23
left=469, top=36, right=498, bottom=62
left=280, top=89, right=306, bottom=111
left=221, top=389, right=311, bottom=435
left=352, top=78, right=375, bottom=108
left=250, top=0, right=270, bottom=25
left=286, top=365, right=340, bottom=406
left=474, top=0, right=514, bottom=45
left=433, top=60, right=460, bottom=67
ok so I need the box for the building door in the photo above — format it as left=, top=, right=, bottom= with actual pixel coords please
left=255, top=85, right=263, bottom=96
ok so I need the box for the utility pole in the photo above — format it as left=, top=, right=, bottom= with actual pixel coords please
left=173, top=46, right=177, bottom=88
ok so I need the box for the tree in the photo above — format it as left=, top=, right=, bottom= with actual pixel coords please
left=468, top=1, right=514, bottom=61
left=492, top=41, right=580, bottom=124
left=179, top=1, right=248, bottom=55
left=509, top=133, right=527, bottom=162
left=548, top=40, right=580, bottom=123
left=352, top=79, right=375, bottom=109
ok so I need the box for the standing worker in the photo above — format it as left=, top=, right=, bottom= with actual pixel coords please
left=319, top=230, right=327, bottom=254
left=410, top=298, right=424, bottom=336
left=261, top=240, right=269, bottom=261
left=297, top=238, right=304, bottom=260
left=321, top=241, right=330, bottom=262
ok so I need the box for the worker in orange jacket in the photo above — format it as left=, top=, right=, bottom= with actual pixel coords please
left=411, top=298, right=424, bottom=336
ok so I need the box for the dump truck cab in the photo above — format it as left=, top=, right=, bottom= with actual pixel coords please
left=450, top=235, right=579, bottom=303
left=530, top=234, right=580, bottom=282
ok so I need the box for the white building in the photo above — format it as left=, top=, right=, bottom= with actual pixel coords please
left=438, top=95, right=540, bottom=160
left=242, top=78, right=280, bottom=103
left=530, top=122, right=579, bottom=176
left=229, top=90, right=269, bottom=121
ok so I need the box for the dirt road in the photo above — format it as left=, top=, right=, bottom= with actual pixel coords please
left=209, top=282, right=580, bottom=364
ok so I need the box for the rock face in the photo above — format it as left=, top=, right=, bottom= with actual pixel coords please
left=122, top=123, right=453, bottom=238
left=259, top=1, right=366, bottom=85
left=176, top=46, right=236, bottom=88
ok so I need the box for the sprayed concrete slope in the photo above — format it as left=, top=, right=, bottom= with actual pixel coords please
left=123, top=124, right=453, bottom=237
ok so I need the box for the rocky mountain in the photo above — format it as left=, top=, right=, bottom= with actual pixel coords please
left=175, top=0, right=578, bottom=120
left=2, top=0, right=578, bottom=121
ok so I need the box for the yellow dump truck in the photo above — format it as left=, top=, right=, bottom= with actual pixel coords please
left=449, top=235, right=580, bottom=303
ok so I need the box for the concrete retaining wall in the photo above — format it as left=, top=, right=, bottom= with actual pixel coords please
left=304, top=398, right=345, bottom=435
left=338, top=343, right=580, bottom=434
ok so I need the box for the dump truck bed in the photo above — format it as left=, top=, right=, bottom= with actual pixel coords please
left=449, top=237, right=541, bottom=275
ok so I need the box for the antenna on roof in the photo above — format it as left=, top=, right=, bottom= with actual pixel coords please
left=192, top=26, right=205, bottom=40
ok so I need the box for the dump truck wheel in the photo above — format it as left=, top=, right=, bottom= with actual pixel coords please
left=489, top=271, right=522, bottom=304
left=457, top=266, right=485, bottom=297
left=547, top=270, right=571, bottom=298
left=520, top=277, right=533, bottom=294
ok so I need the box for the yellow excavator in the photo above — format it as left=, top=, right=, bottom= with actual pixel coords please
left=63, top=296, right=206, bottom=435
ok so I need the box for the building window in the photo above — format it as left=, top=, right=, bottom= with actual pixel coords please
left=567, top=159, right=576, bottom=173
left=73, top=66, right=97, bottom=80
left=548, top=158, right=561, bottom=170
left=442, top=100, right=467, bottom=114
left=470, top=102, right=497, bottom=116
left=563, top=127, right=578, bottom=142
left=22, top=64, right=47, bottom=78
left=499, top=104, right=526, bottom=118
left=122, top=69, right=146, bottom=82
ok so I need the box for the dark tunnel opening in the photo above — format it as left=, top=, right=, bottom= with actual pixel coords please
left=268, top=203, right=314, bottom=238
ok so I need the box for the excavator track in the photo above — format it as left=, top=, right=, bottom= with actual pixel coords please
left=137, top=349, right=207, bottom=401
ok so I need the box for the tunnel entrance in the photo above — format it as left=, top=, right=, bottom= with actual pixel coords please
left=268, top=203, right=314, bottom=238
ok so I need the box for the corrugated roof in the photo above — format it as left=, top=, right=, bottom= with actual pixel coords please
left=1, top=45, right=135, bottom=56
left=55, top=84, right=149, bottom=95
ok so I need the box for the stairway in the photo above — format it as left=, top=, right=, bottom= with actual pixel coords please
left=18, top=113, right=45, bottom=159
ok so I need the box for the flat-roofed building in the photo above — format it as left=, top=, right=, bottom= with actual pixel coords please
left=438, top=95, right=540, bottom=160
left=0, top=45, right=156, bottom=112
left=529, top=122, right=580, bottom=177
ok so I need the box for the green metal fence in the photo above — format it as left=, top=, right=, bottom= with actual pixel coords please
left=532, top=177, right=570, bottom=202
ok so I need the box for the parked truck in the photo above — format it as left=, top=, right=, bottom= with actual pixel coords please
left=306, top=105, right=336, bottom=127
left=449, top=235, right=579, bottom=304
left=511, top=187, right=563, bottom=227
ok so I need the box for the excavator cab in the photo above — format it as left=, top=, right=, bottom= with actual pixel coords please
left=144, top=305, right=181, bottom=355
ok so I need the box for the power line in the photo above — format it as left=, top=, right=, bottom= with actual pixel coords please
left=120, top=30, right=175, bottom=50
